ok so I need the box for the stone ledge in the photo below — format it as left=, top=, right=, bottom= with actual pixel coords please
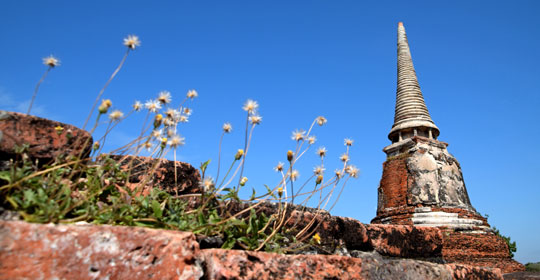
left=0, top=221, right=505, bottom=280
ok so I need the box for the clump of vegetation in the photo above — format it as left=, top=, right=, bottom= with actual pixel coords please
left=525, top=262, right=540, bottom=272
left=492, top=227, right=517, bottom=258
left=0, top=34, right=358, bottom=253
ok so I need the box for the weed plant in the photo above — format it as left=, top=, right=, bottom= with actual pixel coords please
left=0, top=35, right=358, bottom=253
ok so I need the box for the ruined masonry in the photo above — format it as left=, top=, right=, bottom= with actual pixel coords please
left=371, top=22, right=524, bottom=273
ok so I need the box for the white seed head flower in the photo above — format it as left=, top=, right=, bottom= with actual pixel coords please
left=243, top=99, right=258, bottom=113
left=179, top=115, right=189, bottom=123
left=108, top=110, right=124, bottom=121
left=317, top=116, right=327, bottom=126
left=151, top=129, right=162, bottom=138
left=166, top=128, right=175, bottom=137
left=133, top=101, right=142, bottom=111
left=335, top=169, right=343, bottom=178
left=157, top=91, right=172, bottom=105
left=317, top=147, right=327, bottom=157
left=345, top=165, right=360, bottom=178
left=163, top=118, right=175, bottom=127
left=344, top=138, right=354, bottom=146
left=200, top=177, right=215, bottom=192
left=169, top=135, right=185, bottom=148
left=289, top=170, right=300, bottom=181
left=223, top=122, right=232, bottom=133
left=165, top=108, right=177, bottom=118
left=313, top=165, right=325, bottom=175
left=145, top=100, right=162, bottom=113
left=42, top=55, right=60, bottom=67
left=308, top=136, right=316, bottom=145
left=249, top=115, right=262, bottom=125
left=144, top=142, right=153, bottom=151
left=123, top=35, right=141, bottom=49
left=340, top=153, right=350, bottom=162
left=291, top=129, right=306, bottom=142
left=187, top=89, right=198, bottom=99
left=183, top=107, right=192, bottom=116
left=274, top=162, right=284, bottom=172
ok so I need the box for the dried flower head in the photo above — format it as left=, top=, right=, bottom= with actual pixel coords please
left=242, top=99, right=258, bottom=113
left=145, top=100, right=162, bottom=113
left=186, top=89, right=198, bottom=99
left=289, top=170, right=300, bottom=181
left=335, top=169, right=343, bottom=178
left=123, top=35, right=141, bottom=49
left=42, top=55, right=60, bottom=67
left=133, top=101, right=142, bottom=111
left=249, top=115, right=262, bottom=125
left=274, top=162, right=284, bottom=172
left=344, top=138, right=354, bottom=146
left=183, top=107, right=192, bottom=116
left=345, top=165, right=360, bottom=178
left=157, top=91, right=172, bottom=104
left=151, top=129, right=162, bottom=138
left=308, top=136, right=316, bottom=145
left=200, top=177, right=215, bottom=192
left=316, top=116, right=327, bottom=126
left=340, top=153, right=349, bottom=162
left=291, top=129, right=305, bottom=142
left=178, top=115, right=189, bottom=123
left=108, top=110, right=124, bottom=121
left=144, top=142, right=153, bottom=151
left=223, top=122, right=232, bottom=133
left=313, top=165, right=325, bottom=175
left=169, top=135, right=185, bottom=148
left=317, top=147, right=327, bottom=157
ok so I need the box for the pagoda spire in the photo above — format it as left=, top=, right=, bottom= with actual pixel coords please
left=388, top=22, right=439, bottom=143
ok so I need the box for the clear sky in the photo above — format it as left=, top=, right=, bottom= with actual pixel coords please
left=1, top=1, right=539, bottom=263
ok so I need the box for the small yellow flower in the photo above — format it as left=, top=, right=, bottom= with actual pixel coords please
left=277, top=187, right=283, bottom=197
left=123, top=35, right=141, bottom=49
left=54, top=126, right=64, bottom=134
left=235, top=149, right=244, bottom=160
left=312, top=233, right=321, bottom=244
left=42, top=55, right=60, bottom=67
left=160, top=137, right=168, bottom=148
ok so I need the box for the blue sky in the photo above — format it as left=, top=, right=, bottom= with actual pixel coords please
left=1, top=1, right=539, bottom=263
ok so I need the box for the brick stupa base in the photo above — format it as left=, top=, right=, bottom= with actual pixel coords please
left=372, top=136, right=524, bottom=273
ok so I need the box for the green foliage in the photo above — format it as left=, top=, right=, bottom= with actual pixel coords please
left=492, top=227, right=517, bottom=258
left=525, top=262, right=540, bottom=272
left=0, top=150, right=285, bottom=252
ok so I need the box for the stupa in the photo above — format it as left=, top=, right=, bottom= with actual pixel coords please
left=371, top=22, right=524, bottom=273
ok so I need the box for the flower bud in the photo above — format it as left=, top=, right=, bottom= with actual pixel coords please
left=316, top=175, right=323, bottom=185
left=240, top=177, right=248, bottom=186
left=287, top=150, right=294, bottom=162
left=98, top=99, right=112, bottom=114
left=154, top=114, right=163, bottom=128
left=235, top=149, right=244, bottom=160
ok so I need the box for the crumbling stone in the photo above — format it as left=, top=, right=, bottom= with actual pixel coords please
left=0, top=111, right=93, bottom=164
